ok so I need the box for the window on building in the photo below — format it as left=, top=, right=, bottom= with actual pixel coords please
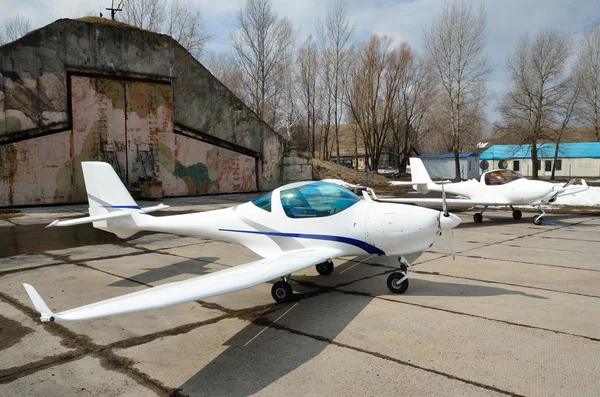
left=555, top=160, right=562, bottom=171
left=468, top=161, right=472, bottom=172
left=513, top=160, right=520, bottom=172
left=545, top=160, right=552, bottom=172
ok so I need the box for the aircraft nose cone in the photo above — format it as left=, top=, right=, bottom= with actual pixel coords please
left=440, top=212, right=461, bottom=230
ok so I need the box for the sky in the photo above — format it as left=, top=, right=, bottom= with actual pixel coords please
left=2, top=0, right=600, bottom=124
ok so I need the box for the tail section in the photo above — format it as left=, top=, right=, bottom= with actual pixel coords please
left=47, top=162, right=168, bottom=238
left=83, top=162, right=138, bottom=216
left=409, top=158, right=435, bottom=194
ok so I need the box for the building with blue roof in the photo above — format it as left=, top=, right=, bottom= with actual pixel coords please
left=480, top=143, right=600, bottom=178
left=418, top=152, right=479, bottom=179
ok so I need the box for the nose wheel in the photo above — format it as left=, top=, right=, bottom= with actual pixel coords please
left=271, top=280, right=293, bottom=304
left=512, top=209, right=522, bottom=220
left=387, top=272, right=409, bottom=294
left=315, top=259, right=334, bottom=275
left=473, top=213, right=483, bottom=223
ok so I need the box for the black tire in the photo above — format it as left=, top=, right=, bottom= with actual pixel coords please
left=473, top=213, right=483, bottom=223
left=271, top=281, right=293, bottom=303
left=533, top=215, right=543, bottom=225
left=386, top=272, right=409, bottom=294
left=316, top=260, right=334, bottom=275
left=512, top=209, right=522, bottom=220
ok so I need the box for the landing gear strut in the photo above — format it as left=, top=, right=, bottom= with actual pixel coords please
left=271, top=276, right=293, bottom=304
left=473, top=206, right=488, bottom=223
left=315, top=259, right=334, bottom=275
left=386, top=256, right=415, bottom=294
left=510, top=206, right=522, bottom=220
left=533, top=206, right=546, bottom=225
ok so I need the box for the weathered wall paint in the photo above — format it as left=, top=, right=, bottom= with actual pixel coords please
left=0, top=18, right=281, bottom=206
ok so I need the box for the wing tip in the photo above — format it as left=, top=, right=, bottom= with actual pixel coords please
left=46, top=220, right=59, bottom=228
left=23, top=283, right=56, bottom=322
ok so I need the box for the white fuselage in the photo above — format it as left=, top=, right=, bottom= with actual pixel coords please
left=132, top=183, right=450, bottom=259
left=424, top=177, right=559, bottom=205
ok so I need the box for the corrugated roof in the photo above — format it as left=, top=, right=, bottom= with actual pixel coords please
left=419, top=152, right=478, bottom=159
left=480, top=143, right=600, bottom=160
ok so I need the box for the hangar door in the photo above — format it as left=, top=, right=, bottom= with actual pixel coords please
left=70, top=74, right=256, bottom=201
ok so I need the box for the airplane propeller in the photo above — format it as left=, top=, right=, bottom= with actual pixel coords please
left=439, top=183, right=457, bottom=260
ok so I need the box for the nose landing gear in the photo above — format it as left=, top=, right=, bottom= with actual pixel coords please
left=533, top=206, right=546, bottom=225
left=386, top=256, right=416, bottom=294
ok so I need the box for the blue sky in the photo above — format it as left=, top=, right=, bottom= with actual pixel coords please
left=2, top=0, right=600, bottom=124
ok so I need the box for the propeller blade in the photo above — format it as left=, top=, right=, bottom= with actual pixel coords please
left=444, top=229, right=456, bottom=260
left=441, top=183, right=449, bottom=217
left=563, top=178, right=578, bottom=188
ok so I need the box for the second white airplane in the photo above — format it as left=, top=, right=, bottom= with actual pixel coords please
left=382, top=158, right=589, bottom=224
left=23, top=161, right=461, bottom=323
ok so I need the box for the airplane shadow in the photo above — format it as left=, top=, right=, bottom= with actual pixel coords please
left=173, top=261, right=546, bottom=396
left=401, top=278, right=547, bottom=299
left=175, top=286, right=373, bottom=397
left=107, top=257, right=220, bottom=287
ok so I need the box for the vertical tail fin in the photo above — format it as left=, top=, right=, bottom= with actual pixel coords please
left=82, top=162, right=139, bottom=216
left=409, top=158, right=434, bottom=194
left=81, top=162, right=140, bottom=238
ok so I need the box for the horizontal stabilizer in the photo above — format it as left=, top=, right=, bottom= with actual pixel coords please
left=46, top=211, right=131, bottom=228
left=389, top=181, right=428, bottom=186
left=141, top=203, right=169, bottom=213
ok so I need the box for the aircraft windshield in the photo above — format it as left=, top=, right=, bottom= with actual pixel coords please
left=484, top=170, right=524, bottom=186
left=280, top=182, right=360, bottom=218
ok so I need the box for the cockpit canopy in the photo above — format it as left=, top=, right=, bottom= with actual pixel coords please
left=483, top=170, right=524, bottom=186
left=252, top=181, right=361, bottom=218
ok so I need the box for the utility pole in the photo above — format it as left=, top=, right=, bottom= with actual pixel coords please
left=106, top=0, right=124, bottom=20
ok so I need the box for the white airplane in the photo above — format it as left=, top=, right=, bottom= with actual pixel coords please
left=382, top=158, right=589, bottom=225
left=23, top=161, right=461, bottom=323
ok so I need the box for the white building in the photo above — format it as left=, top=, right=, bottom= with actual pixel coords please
left=479, top=143, right=600, bottom=178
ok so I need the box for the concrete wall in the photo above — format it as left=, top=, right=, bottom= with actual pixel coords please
left=283, top=152, right=313, bottom=184
left=0, top=18, right=282, bottom=206
left=486, top=158, right=600, bottom=179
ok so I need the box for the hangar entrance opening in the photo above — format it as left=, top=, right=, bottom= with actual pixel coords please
left=70, top=74, right=257, bottom=201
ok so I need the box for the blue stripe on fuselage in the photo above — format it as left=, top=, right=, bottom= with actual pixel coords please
left=219, top=229, right=385, bottom=255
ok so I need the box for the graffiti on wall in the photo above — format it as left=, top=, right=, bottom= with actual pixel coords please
left=0, top=74, right=257, bottom=206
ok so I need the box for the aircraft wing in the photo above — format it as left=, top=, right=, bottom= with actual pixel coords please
left=23, top=247, right=340, bottom=322
left=373, top=197, right=511, bottom=207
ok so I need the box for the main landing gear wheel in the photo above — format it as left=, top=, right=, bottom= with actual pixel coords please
left=271, top=281, right=293, bottom=304
left=512, top=209, right=522, bottom=220
left=316, top=260, right=334, bottom=275
left=387, top=272, right=409, bottom=294
left=533, top=215, right=544, bottom=225
left=473, top=213, right=483, bottom=223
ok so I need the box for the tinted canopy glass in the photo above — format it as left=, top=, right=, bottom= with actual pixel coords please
left=280, top=182, right=360, bottom=218
left=484, top=170, right=524, bottom=186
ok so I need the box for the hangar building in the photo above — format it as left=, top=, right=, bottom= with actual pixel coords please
left=0, top=18, right=283, bottom=207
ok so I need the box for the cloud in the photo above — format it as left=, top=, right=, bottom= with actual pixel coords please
left=3, top=0, right=600, bottom=123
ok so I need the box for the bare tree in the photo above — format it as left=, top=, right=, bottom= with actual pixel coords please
left=551, top=66, right=583, bottom=179
left=230, top=0, right=294, bottom=128
left=297, top=35, right=320, bottom=157
left=317, top=0, right=354, bottom=163
left=167, top=0, right=212, bottom=60
left=391, top=42, right=438, bottom=172
left=0, top=13, right=33, bottom=45
left=423, top=1, right=490, bottom=180
left=499, top=29, right=571, bottom=179
left=578, top=23, right=600, bottom=142
left=121, top=0, right=166, bottom=31
left=344, top=35, right=400, bottom=172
